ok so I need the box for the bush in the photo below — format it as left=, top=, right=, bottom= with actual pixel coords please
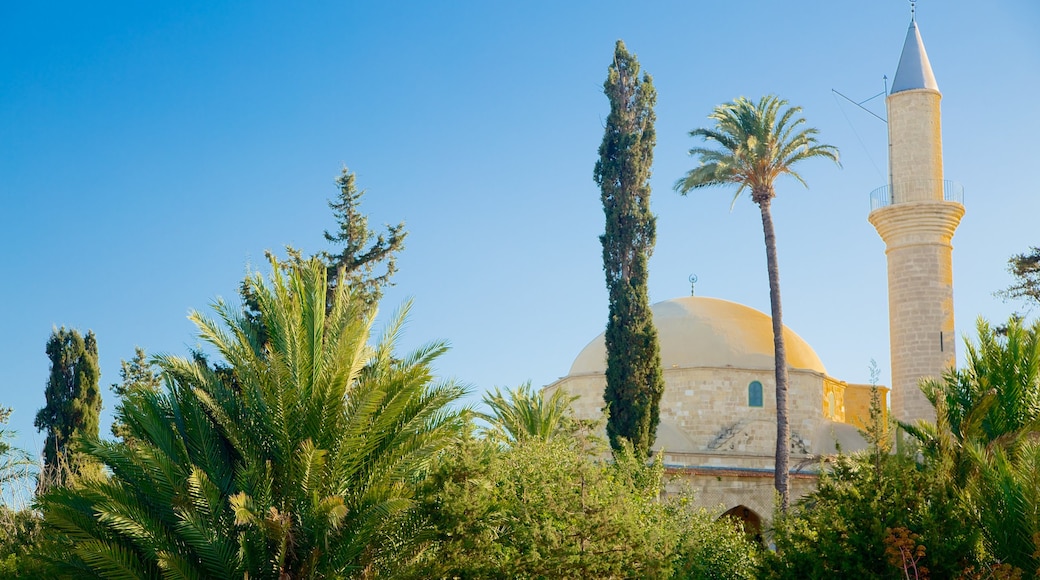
left=407, top=433, right=760, bottom=579
left=759, top=450, right=982, bottom=579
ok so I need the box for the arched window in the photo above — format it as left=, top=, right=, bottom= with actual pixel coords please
left=748, top=381, right=763, bottom=407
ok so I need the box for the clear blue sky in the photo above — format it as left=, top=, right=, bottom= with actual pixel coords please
left=2, top=1, right=1038, bottom=457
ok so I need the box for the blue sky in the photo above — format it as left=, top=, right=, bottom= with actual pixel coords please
left=2, top=1, right=1038, bottom=457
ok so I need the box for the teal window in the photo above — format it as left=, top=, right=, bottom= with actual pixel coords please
left=748, top=381, right=763, bottom=407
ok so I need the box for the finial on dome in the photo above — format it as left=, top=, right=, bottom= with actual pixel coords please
left=910, top=0, right=916, bottom=22
left=689, top=274, right=698, bottom=296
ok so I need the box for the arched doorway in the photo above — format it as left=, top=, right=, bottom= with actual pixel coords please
left=719, top=505, right=763, bottom=544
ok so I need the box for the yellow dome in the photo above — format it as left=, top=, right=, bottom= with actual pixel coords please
left=569, top=296, right=826, bottom=375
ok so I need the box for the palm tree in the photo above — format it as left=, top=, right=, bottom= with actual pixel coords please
left=904, top=317, right=1040, bottom=571
left=37, top=257, right=468, bottom=578
left=675, top=95, right=839, bottom=510
left=478, top=383, right=577, bottom=444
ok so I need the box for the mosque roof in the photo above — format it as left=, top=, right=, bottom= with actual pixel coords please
left=569, top=296, right=827, bottom=376
left=891, top=20, right=939, bottom=94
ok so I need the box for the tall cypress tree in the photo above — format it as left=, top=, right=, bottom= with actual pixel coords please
left=34, top=327, right=101, bottom=487
left=594, top=40, right=664, bottom=457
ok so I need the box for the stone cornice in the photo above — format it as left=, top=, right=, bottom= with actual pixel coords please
left=869, top=200, right=964, bottom=248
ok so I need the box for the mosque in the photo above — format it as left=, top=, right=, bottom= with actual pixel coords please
left=544, top=14, right=964, bottom=531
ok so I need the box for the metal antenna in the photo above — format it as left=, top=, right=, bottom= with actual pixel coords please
left=689, top=274, right=698, bottom=296
left=831, top=87, right=887, bottom=123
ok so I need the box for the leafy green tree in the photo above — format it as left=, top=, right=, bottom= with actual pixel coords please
left=406, top=433, right=758, bottom=579
left=669, top=499, right=760, bottom=580
left=999, top=247, right=1040, bottom=307
left=594, top=40, right=665, bottom=457
left=760, top=450, right=981, bottom=579
left=322, top=167, right=407, bottom=312
left=109, top=347, right=161, bottom=441
left=0, top=507, right=45, bottom=578
left=33, top=327, right=102, bottom=488
left=36, top=257, right=467, bottom=578
left=477, top=383, right=577, bottom=443
left=675, top=95, right=839, bottom=509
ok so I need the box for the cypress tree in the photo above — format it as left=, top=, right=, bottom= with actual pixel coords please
left=34, top=327, right=101, bottom=487
left=594, top=40, right=665, bottom=457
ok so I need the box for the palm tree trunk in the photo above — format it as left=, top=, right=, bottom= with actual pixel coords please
left=758, top=197, right=791, bottom=511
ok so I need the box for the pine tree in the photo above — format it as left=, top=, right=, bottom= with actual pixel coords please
left=109, top=347, right=161, bottom=441
left=322, top=167, right=407, bottom=311
left=999, top=246, right=1040, bottom=306
left=34, top=327, right=101, bottom=487
left=594, top=40, right=665, bottom=457
left=240, top=167, right=406, bottom=329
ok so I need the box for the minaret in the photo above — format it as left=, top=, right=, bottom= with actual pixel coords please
left=869, top=15, right=964, bottom=425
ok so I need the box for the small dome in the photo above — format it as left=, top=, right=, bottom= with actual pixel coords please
left=569, top=296, right=826, bottom=375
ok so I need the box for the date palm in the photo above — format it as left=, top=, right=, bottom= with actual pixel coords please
left=675, top=95, right=839, bottom=510
left=905, top=317, right=1040, bottom=571
left=478, top=383, right=577, bottom=444
left=37, top=257, right=467, bottom=578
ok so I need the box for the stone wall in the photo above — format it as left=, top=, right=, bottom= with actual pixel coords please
left=546, top=366, right=843, bottom=458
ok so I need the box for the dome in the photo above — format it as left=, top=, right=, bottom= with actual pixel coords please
left=569, top=296, right=826, bottom=375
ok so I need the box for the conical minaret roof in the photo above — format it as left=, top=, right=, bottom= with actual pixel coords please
left=890, top=20, right=939, bottom=94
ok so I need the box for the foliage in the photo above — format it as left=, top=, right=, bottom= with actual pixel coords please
left=762, top=369, right=980, bottom=580
left=0, top=507, right=45, bottom=578
left=477, top=383, right=578, bottom=443
left=904, top=316, right=1040, bottom=575
left=34, top=327, right=102, bottom=488
left=594, top=39, right=665, bottom=457
left=0, top=406, right=42, bottom=578
left=406, top=432, right=759, bottom=580
left=907, top=318, right=1040, bottom=474
left=760, top=450, right=981, bottom=579
left=322, top=167, right=407, bottom=312
left=864, top=359, right=894, bottom=474
left=964, top=442, right=1040, bottom=576
left=109, top=347, right=162, bottom=441
left=668, top=497, right=760, bottom=580
left=0, top=407, right=34, bottom=494
left=998, top=247, right=1040, bottom=307
left=675, top=94, right=839, bottom=509
left=36, top=257, right=467, bottom=578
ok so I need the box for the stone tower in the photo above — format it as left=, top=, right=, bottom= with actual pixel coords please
left=869, top=17, right=964, bottom=425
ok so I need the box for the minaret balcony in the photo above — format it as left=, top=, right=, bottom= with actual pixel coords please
left=869, top=179, right=964, bottom=211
